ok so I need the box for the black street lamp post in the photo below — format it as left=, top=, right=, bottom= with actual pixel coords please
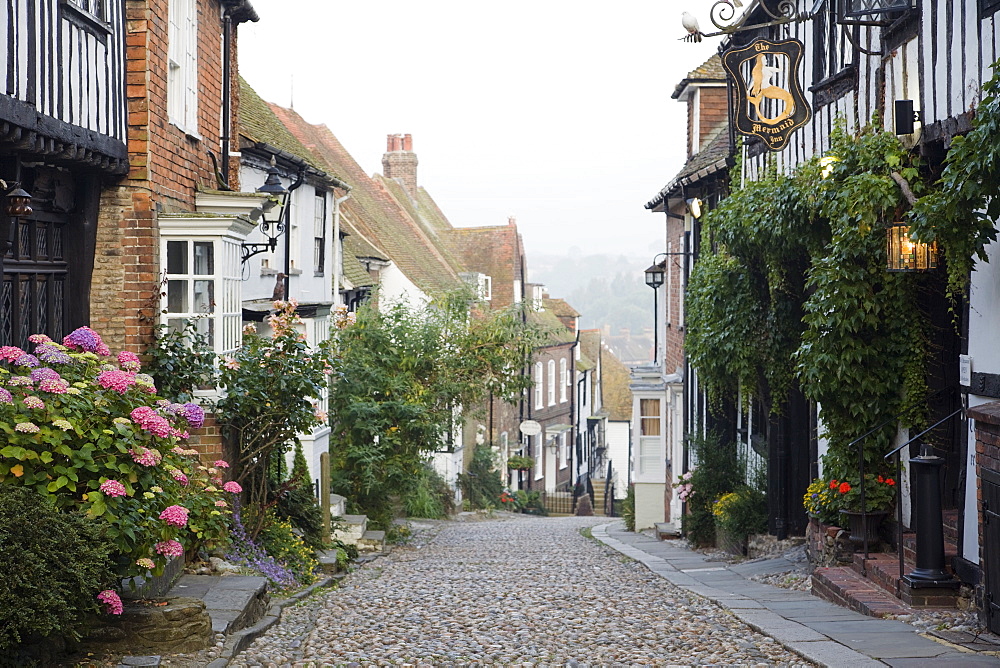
left=644, top=257, right=666, bottom=362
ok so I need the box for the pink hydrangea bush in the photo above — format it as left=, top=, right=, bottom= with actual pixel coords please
left=0, top=326, right=232, bottom=592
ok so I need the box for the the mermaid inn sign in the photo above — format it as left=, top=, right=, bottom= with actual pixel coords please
left=722, top=38, right=811, bottom=152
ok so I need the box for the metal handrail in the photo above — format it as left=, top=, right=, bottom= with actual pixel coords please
left=881, top=406, right=964, bottom=591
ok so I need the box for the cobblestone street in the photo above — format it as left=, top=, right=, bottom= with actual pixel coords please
left=220, top=515, right=809, bottom=666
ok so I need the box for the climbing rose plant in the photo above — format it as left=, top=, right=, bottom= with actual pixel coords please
left=0, top=327, right=234, bottom=584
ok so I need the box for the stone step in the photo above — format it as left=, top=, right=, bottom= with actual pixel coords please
left=329, top=493, right=347, bottom=518
left=331, top=514, right=368, bottom=545
left=167, top=574, right=270, bottom=634
left=655, top=522, right=682, bottom=539
left=357, top=529, right=386, bottom=554
left=851, top=551, right=961, bottom=608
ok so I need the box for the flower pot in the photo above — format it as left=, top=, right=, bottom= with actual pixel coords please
left=716, top=526, right=746, bottom=556
left=839, top=510, right=887, bottom=544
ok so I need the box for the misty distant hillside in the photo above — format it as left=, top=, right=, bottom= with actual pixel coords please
left=528, top=252, right=655, bottom=364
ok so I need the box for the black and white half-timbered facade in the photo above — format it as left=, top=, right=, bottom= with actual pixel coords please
left=655, top=0, right=1000, bottom=630
left=0, top=0, right=128, bottom=348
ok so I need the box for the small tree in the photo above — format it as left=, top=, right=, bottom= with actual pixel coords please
left=328, top=290, right=543, bottom=528
left=458, top=444, right=504, bottom=510
left=215, top=301, right=331, bottom=536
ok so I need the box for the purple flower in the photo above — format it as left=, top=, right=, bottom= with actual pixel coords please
left=0, top=388, right=12, bottom=405
left=181, top=403, right=205, bottom=429
left=13, top=353, right=39, bottom=368
left=34, top=344, right=71, bottom=364
left=29, top=367, right=60, bottom=382
left=63, top=326, right=106, bottom=354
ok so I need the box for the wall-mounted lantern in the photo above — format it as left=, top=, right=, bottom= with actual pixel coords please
left=886, top=221, right=938, bottom=272
left=686, top=198, right=703, bottom=220
left=241, top=157, right=290, bottom=265
left=0, top=179, right=33, bottom=254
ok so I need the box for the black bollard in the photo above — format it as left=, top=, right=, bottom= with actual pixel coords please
left=904, top=447, right=955, bottom=583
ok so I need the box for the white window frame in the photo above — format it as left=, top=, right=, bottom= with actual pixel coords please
left=534, top=361, right=544, bottom=409
left=547, top=359, right=556, bottom=406
left=314, top=191, right=327, bottom=275
left=168, top=0, right=198, bottom=135
left=560, top=432, right=569, bottom=469
left=559, top=358, right=568, bottom=402
left=638, top=398, right=664, bottom=480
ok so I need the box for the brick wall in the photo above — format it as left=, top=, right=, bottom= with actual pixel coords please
left=968, top=400, right=1000, bottom=629
left=93, top=0, right=229, bottom=353
left=382, top=134, right=418, bottom=197
left=662, top=206, right=686, bottom=376
left=699, top=86, right=728, bottom=143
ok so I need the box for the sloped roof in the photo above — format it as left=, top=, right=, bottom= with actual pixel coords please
left=601, top=347, right=634, bottom=421
left=544, top=297, right=580, bottom=318
left=645, top=124, right=731, bottom=210
left=239, top=79, right=333, bottom=178
left=444, top=224, right=524, bottom=309
left=530, top=308, right=576, bottom=346
left=266, top=107, right=464, bottom=296
left=672, top=54, right=727, bottom=99
left=341, top=236, right=378, bottom=288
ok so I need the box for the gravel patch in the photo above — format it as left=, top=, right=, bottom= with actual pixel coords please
left=214, top=515, right=811, bottom=666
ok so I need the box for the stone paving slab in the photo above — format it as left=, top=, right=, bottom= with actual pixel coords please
left=594, top=521, right=995, bottom=668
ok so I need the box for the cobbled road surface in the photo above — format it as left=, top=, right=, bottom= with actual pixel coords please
left=226, top=514, right=812, bottom=667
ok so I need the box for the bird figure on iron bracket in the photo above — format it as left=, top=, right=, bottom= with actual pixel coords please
left=272, top=273, right=287, bottom=301
left=681, top=11, right=703, bottom=42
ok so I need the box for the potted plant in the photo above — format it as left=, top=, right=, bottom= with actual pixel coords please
left=828, top=474, right=897, bottom=543
left=506, top=454, right=534, bottom=471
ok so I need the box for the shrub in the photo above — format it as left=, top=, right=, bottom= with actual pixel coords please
left=713, top=486, right=767, bottom=541
left=0, top=486, right=114, bottom=650
left=458, top=444, right=504, bottom=510
left=144, top=320, right=217, bottom=404
left=0, top=328, right=230, bottom=582
left=682, top=431, right=742, bottom=547
left=621, top=484, right=636, bottom=531
left=404, top=463, right=453, bottom=519
left=258, top=513, right=319, bottom=587
left=514, top=489, right=547, bottom=515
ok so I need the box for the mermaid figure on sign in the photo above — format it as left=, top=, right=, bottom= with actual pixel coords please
left=747, top=53, right=795, bottom=124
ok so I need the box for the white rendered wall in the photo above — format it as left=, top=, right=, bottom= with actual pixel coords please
left=634, top=483, right=665, bottom=530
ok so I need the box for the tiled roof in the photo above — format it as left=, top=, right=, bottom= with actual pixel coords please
left=601, top=347, right=634, bottom=421
left=444, top=224, right=524, bottom=309
left=530, top=308, right=576, bottom=346
left=645, top=124, right=731, bottom=210
left=544, top=298, right=580, bottom=318
left=341, top=235, right=378, bottom=288
left=238, top=79, right=333, bottom=177
left=672, top=54, right=727, bottom=99
left=578, top=329, right=602, bottom=367
left=266, top=107, right=464, bottom=296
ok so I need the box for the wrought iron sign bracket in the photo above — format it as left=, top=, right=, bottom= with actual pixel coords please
left=241, top=238, right=278, bottom=265
left=682, top=0, right=825, bottom=41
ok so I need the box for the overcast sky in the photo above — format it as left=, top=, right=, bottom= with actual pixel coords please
left=238, top=1, right=720, bottom=267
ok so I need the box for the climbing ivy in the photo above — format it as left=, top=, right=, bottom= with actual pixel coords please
left=910, top=63, right=1000, bottom=297
left=686, top=120, right=930, bottom=475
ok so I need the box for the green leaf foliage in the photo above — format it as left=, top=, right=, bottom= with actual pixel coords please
left=910, top=61, right=1000, bottom=297
left=686, top=120, right=930, bottom=477
left=328, top=289, right=544, bottom=528
left=0, top=485, right=114, bottom=651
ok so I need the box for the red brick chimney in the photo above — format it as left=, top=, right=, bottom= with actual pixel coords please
left=382, top=133, right=418, bottom=197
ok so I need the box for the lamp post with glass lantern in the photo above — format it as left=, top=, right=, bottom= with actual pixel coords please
left=644, top=257, right=666, bottom=362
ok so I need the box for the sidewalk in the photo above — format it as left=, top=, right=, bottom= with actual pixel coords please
left=593, top=521, right=1000, bottom=667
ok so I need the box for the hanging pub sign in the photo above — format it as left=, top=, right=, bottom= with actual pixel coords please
left=722, top=38, right=811, bottom=152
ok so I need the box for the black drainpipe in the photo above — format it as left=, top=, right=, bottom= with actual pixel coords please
left=220, top=2, right=259, bottom=188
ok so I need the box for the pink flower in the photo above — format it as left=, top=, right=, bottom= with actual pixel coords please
left=117, top=350, right=141, bottom=369
left=222, top=356, right=240, bottom=370
left=170, top=470, right=189, bottom=486
left=214, top=500, right=227, bottom=508
left=28, top=334, right=52, bottom=345
left=130, top=447, right=162, bottom=467
left=0, top=346, right=25, bottom=362
left=154, top=540, right=184, bottom=557
left=223, top=481, right=242, bottom=494
left=213, top=460, right=230, bottom=468
left=97, top=369, right=136, bottom=394
left=97, top=590, right=123, bottom=615
left=135, top=557, right=155, bottom=570
left=159, top=504, right=189, bottom=527
left=22, top=395, right=44, bottom=410
left=99, top=480, right=127, bottom=497
left=38, top=378, right=69, bottom=394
